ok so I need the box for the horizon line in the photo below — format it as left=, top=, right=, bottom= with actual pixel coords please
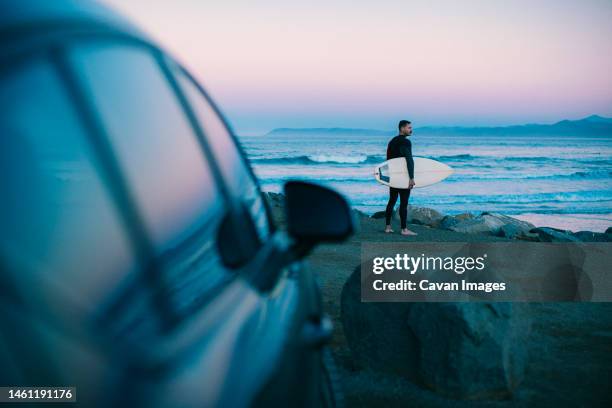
left=239, top=114, right=611, bottom=136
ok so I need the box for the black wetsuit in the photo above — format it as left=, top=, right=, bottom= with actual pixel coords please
left=385, top=135, right=414, bottom=229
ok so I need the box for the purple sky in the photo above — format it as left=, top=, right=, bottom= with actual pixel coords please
left=104, top=0, right=612, bottom=134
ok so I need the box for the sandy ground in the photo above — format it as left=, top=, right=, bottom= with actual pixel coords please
left=301, top=212, right=612, bottom=407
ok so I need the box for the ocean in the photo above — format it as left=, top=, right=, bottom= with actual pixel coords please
left=238, top=132, right=612, bottom=232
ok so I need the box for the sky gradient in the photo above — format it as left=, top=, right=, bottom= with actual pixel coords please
left=103, top=0, right=612, bottom=134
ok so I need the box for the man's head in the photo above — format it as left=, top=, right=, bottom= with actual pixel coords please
left=398, top=120, right=412, bottom=136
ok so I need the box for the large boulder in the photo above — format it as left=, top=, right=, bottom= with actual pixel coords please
left=531, top=227, right=580, bottom=243
left=449, top=213, right=534, bottom=237
left=407, top=303, right=530, bottom=400
left=341, top=267, right=531, bottom=400
left=340, top=267, right=420, bottom=380
left=371, top=211, right=386, bottom=219
left=572, top=230, right=612, bottom=242
left=263, top=191, right=284, bottom=208
left=439, top=213, right=474, bottom=230
left=482, top=213, right=535, bottom=237
left=449, top=214, right=507, bottom=235
left=499, top=224, right=527, bottom=240
left=406, top=206, right=445, bottom=227
left=514, top=229, right=541, bottom=242
left=263, top=192, right=285, bottom=225
left=606, top=226, right=612, bottom=234
left=454, top=212, right=475, bottom=222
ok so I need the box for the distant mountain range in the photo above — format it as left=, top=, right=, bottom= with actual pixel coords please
left=264, top=115, right=612, bottom=137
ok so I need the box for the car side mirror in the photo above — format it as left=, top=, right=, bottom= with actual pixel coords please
left=284, top=181, right=354, bottom=247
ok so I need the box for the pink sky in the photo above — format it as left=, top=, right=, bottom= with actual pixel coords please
left=104, top=0, right=612, bottom=134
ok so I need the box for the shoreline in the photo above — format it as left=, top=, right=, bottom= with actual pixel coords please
left=260, top=187, right=612, bottom=233
left=512, top=212, right=612, bottom=233
left=264, top=192, right=612, bottom=240
left=361, top=206, right=612, bottom=233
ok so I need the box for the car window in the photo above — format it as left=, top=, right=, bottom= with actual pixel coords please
left=173, top=69, right=271, bottom=240
left=0, top=58, right=137, bottom=319
left=69, top=44, right=233, bottom=319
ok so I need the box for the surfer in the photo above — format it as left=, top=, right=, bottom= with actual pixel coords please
left=384, top=120, right=417, bottom=236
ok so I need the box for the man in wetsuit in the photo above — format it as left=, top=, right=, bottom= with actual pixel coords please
left=384, top=120, right=417, bottom=236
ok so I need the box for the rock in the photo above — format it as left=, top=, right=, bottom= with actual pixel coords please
left=263, top=191, right=284, bottom=208
left=449, top=213, right=535, bottom=237
left=606, top=227, right=612, bottom=234
left=341, top=267, right=531, bottom=400
left=499, top=223, right=524, bottom=239
left=531, top=227, right=580, bottom=242
left=407, top=206, right=445, bottom=227
left=371, top=211, right=386, bottom=219
left=407, top=302, right=531, bottom=400
left=483, top=213, right=535, bottom=237
left=353, top=209, right=367, bottom=217
left=352, top=209, right=369, bottom=222
left=439, top=213, right=474, bottom=230
left=573, top=231, right=612, bottom=242
left=516, top=231, right=541, bottom=242
left=498, top=222, right=537, bottom=240
left=449, top=214, right=507, bottom=235
left=440, top=215, right=459, bottom=230
left=263, top=192, right=286, bottom=226
left=455, top=212, right=475, bottom=222
left=341, top=267, right=420, bottom=379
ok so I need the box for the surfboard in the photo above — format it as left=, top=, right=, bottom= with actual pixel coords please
left=374, top=157, right=453, bottom=189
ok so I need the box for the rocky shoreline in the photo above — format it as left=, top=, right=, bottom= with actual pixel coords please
left=265, top=191, right=612, bottom=242
left=264, top=192, right=612, bottom=407
left=372, top=206, right=612, bottom=242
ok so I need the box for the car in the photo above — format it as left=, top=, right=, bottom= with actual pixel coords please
left=0, top=1, right=354, bottom=406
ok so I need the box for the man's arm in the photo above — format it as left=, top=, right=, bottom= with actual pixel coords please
left=400, top=140, right=415, bottom=180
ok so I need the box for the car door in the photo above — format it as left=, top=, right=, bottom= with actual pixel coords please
left=0, top=51, right=145, bottom=406
left=168, top=62, right=327, bottom=407
left=66, top=39, right=316, bottom=407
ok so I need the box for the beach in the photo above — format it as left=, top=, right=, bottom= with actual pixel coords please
left=265, top=193, right=612, bottom=407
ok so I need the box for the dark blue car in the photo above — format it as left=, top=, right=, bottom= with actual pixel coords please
left=0, top=1, right=353, bottom=406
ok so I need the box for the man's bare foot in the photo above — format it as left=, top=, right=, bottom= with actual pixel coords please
left=401, top=228, right=418, bottom=236
left=384, top=226, right=394, bottom=233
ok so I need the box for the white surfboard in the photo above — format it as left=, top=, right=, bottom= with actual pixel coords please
left=374, top=157, right=453, bottom=188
